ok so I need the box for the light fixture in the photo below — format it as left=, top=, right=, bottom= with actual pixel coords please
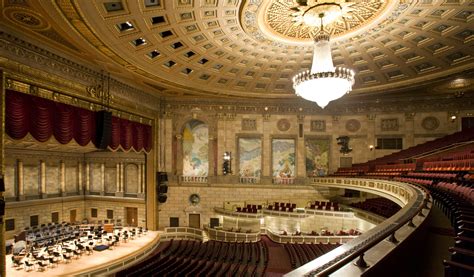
left=293, top=10, right=355, bottom=109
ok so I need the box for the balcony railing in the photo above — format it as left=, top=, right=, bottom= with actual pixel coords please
left=239, top=176, right=260, bottom=184
left=180, top=175, right=208, bottom=183
left=272, top=177, right=295, bottom=184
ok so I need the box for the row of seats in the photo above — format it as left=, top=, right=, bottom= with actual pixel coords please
left=424, top=182, right=474, bottom=276
left=350, top=197, right=401, bottom=218
left=393, top=177, right=434, bottom=186
left=284, top=242, right=340, bottom=268
left=407, top=172, right=457, bottom=179
left=307, top=201, right=340, bottom=211
left=422, top=159, right=474, bottom=171
left=374, top=163, right=416, bottom=172
left=421, top=149, right=474, bottom=163
left=117, top=239, right=269, bottom=277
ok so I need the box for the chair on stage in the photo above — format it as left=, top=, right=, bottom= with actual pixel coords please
left=24, top=260, right=36, bottom=272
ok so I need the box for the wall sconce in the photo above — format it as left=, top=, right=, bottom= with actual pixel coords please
left=369, top=145, right=374, bottom=151
left=450, top=115, right=457, bottom=122
left=223, top=152, right=232, bottom=175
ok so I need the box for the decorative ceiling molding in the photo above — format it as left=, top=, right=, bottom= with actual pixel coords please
left=0, top=0, right=472, bottom=103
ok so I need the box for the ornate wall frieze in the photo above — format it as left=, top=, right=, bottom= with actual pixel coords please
left=0, top=32, right=160, bottom=114
left=381, top=118, right=399, bottom=131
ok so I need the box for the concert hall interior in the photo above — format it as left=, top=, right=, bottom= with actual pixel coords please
left=0, top=0, right=473, bottom=276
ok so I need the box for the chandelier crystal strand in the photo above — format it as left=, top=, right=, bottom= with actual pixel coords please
left=293, top=13, right=355, bottom=108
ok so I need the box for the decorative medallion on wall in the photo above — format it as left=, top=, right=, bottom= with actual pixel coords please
left=381, top=118, right=399, bottom=131
left=242, top=119, right=257, bottom=131
left=310, top=120, right=326, bottom=132
left=345, top=119, right=361, bottom=132
left=277, top=119, right=291, bottom=132
left=189, top=193, right=200, bottom=206
left=421, top=116, right=440, bottom=131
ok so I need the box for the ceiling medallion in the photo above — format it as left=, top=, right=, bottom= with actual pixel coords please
left=245, top=0, right=390, bottom=44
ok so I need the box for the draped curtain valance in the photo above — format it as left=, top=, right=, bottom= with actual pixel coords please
left=5, top=90, right=152, bottom=153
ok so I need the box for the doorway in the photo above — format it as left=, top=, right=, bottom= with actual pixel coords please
left=189, top=214, right=200, bottom=229
left=69, top=210, right=76, bottom=223
left=126, top=207, right=138, bottom=227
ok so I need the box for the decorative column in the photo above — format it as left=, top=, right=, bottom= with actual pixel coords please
left=85, top=162, right=90, bottom=194
left=17, top=160, right=24, bottom=201
left=115, top=163, right=121, bottom=196
left=297, top=115, right=305, bottom=178
left=216, top=114, right=225, bottom=177
left=367, top=114, right=376, bottom=161
left=40, top=160, right=46, bottom=198
left=175, top=135, right=183, bottom=177
left=116, top=162, right=124, bottom=197
left=137, top=163, right=142, bottom=194
left=208, top=136, right=216, bottom=177
left=60, top=161, right=66, bottom=196
left=262, top=113, right=271, bottom=182
left=77, top=162, right=82, bottom=195
left=100, top=162, right=105, bottom=196
left=404, top=112, right=415, bottom=149
left=141, top=163, right=146, bottom=196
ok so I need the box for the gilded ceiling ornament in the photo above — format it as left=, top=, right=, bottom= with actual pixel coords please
left=242, top=0, right=390, bottom=44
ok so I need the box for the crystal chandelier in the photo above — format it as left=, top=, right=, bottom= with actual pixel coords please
left=293, top=12, right=355, bottom=108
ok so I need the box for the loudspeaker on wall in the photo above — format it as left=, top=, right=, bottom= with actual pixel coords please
left=96, top=110, right=112, bottom=150
left=0, top=175, right=4, bottom=192
left=0, top=198, right=5, bottom=217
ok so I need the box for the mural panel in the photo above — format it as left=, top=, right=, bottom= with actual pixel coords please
left=183, top=120, right=209, bottom=176
left=305, top=138, right=330, bottom=177
left=272, top=139, right=295, bottom=178
left=238, top=138, right=261, bottom=177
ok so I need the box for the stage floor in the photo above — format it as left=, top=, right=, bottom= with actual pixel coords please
left=6, top=230, right=159, bottom=276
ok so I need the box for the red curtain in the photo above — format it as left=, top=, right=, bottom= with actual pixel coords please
left=6, top=91, right=30, bottom=139
left=5, top=90, right=152, bottom=152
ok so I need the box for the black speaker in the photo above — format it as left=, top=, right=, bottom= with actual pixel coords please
left=95, top=110, right=112, bottom=149
left=0, top=198, right=5, bottom=217
left=158, top=194, right=167, bottom=203
left=0, top=175, right=4, bottom=192
left=156, top=172, right=168, bottom=203
left=159, top=184, right=168, bottom=194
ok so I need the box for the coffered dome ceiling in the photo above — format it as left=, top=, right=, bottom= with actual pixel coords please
left=1, top=0, right=473, bottom=102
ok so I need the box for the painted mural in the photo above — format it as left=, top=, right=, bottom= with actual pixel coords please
left=272, top=139, right=295, bottom=178
left=182, top=120, right=209, bottom=176
left=238, top=138, right=262, bottom=177
left=305, top=138, right=329, bottom=177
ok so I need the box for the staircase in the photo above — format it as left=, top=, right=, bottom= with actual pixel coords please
left=202, top=230, right=210, bottom=242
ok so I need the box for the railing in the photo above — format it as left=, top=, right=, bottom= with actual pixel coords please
left=273, top=177, right=295, bottom=184
left=159, top=227, right=203, bottom=240
left=285, top=177, right=431, bottom=276
left=180, top=175, right=208, bottom=183
left=239, top=176, right=260, bottom=184
left=205, top=226, right=261, bottom=242
left=214, top=207, right=263, bottom=218
left=266, top=229, right=356, bottom=244
left=214, top=207, right=355, bottom=219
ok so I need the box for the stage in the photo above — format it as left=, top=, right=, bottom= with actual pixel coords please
left=6, top=229, right=160, bottom=276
